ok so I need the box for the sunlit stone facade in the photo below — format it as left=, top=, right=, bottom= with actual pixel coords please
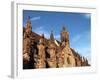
left=23, top=17, right=90, bottom=69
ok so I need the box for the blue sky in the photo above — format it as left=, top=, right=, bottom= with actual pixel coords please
left=23, top=10, right=91, bottom=64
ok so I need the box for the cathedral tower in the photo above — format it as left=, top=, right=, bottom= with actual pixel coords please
left=60, top=26, right=75, bottom=67
left=25, top=16, right=32, bottom=37
left=60, top=26, right=69, bottom=46
left=23, top=16, right=32, bottom=69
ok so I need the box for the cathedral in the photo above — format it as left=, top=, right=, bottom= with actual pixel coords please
left=23, top=17, right=90, bottom=69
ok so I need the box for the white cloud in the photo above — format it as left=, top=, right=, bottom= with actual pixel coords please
left=30, top=16, right=40, bottom=21
left=71, top=31, right=90, bottom=44
left=55, top=34, right=60, bottom=41
left=33, top=26, right=50, bottom=39
left=33, top=26, right=61, bottom=41
left=71, top=34, right=81, bottom=43
left=23, top=16, right=40, bottom=27
left=70, top=31, right=91, bottom=64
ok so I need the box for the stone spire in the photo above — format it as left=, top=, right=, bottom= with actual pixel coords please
left=50, top=30, right=54, bottom=42
left=25, top=16, right=32, bottom=35
left=27, top=16, right=31, bottom=25
left=62, top=26, right=67, bottom=32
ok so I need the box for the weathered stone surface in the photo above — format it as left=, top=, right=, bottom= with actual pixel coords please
left=23, top=17, right=90, bottom=69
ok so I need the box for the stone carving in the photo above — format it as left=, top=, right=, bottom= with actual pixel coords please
left=23, top=17, right=90, bottom=69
